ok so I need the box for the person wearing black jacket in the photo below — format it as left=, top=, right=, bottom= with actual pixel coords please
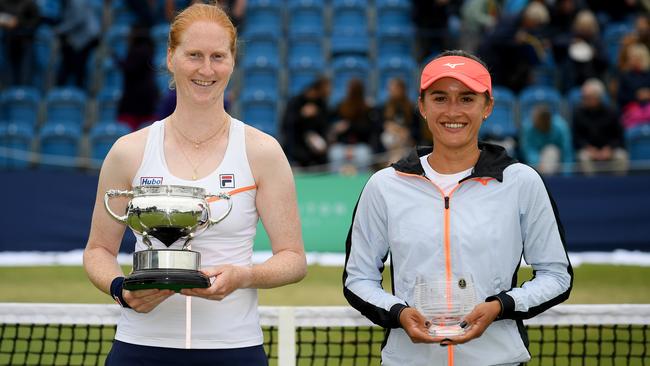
left=572, top=78, right=629, bottom=175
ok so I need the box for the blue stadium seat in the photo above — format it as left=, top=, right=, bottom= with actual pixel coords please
left=625, top=123, right=650, bottom=161
left=0, top=122, right=34, bottom=169
left=603, top=22, right=634, bottom=67
left=518, top=85, right=563, bottom=120
left=376, top=0, right=412, bottom=34
left=101, top=58, right=124, bottom=94
left=288, top=0, right=325, bottom=37
left=242, top=63, right=280, bottom=97
left=376, top=29, right=414, bottom=59
left=36, top=0, right=62, bottom=23
left=330, top=30, right=370, bottom=57
left=376, top=56, right=417, bottom=104
left=288, top=61, right=322, bottom=97
left=96, top=87, right=123, bottom=123
left=0, top=87, right=41, bottom=127
left=32, top=25, right=56, bottom=90
left=241, top=34, right=281, bottom=69
left=107, top=24, right=131, bottom=61
left=240, top=90, right=279, bottom=136
left=480, top=86, right=518, bottom=139
left=155, top=56, right=170, bottom=95
left=89, top=121, right=132, bottom=168
left=332, top=0, right=368, bottom=34
left=242, top=0, right=283, bottom=38
left=331, top=56, right=370, bottom=107
left=151, top=23, right=171, bottom=59
left=45, top=87, right=87, bottom=126
left=111, top=0, right=136, bottom=26
left=38, top=121, right=82, bottom=170
left=287, top=35, right=325, bottom=69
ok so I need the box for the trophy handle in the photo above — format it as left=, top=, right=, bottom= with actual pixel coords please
left=206, top=192, right=233, bottom=226
left=104, top=189, right=133, bottom=223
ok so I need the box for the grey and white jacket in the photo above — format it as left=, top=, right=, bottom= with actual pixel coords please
left=343, top=143, right=573, bottom=366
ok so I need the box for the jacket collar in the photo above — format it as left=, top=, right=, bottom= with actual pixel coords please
left=391, top=142, right=518, bottom=182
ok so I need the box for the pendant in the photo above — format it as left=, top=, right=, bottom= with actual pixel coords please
left=194, top=144, right=199, bottom=149
left=192, top=175, right=197, bottom=180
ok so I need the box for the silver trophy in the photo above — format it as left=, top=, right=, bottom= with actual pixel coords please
left=104, top=185, right=232, bottom=292
left=413, top=275, right=478, bottom=337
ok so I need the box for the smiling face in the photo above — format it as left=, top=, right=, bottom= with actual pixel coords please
left=167, top=20, right=234, bottom=107
left=418, top=77, right=493, bottom=152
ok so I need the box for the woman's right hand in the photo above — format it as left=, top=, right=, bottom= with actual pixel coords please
left=122, top=288, right=174, bottom=313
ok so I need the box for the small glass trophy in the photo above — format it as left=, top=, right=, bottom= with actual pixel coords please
left=413, top=275, right=478, bottom=337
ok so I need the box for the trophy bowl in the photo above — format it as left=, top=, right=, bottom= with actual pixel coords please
left=104, top=185, right=232, bottom=292
left=413, top=276, right=478, bottom=337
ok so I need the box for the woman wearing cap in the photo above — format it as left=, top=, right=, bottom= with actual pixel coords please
left=343, top=50, right=573, bottom=365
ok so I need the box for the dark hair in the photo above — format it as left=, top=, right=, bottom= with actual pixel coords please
left=339, top=79, right=369, bottom=123
left=419, top=50, right=491, bottom=101
left=384, top=78, right=413, bottom=126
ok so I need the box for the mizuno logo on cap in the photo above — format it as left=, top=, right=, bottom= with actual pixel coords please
left=443, top=62, right=465, bottom=69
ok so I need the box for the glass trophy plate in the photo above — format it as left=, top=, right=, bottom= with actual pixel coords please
left=414, top=276, right=478, bottom=337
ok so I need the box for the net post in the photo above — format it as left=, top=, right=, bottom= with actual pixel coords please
left=278, top=306, right=296, bottom=366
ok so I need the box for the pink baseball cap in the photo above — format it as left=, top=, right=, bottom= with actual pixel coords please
left=420, top=55, right=492, bottom=97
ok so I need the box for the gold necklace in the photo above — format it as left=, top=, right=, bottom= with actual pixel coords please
left=171, top=116, right=228, bottom=149
left=169, top=116, right=229, bottom=180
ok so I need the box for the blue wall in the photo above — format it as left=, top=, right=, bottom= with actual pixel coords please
left=0, top=170, right=648, bottom=253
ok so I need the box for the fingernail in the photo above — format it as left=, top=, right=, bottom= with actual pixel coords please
left=460, top=321, right=468, bottom=328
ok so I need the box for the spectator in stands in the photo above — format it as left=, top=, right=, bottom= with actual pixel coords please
left=548, top=0, right=580, bottom=42
left=124, top=0, right=158, bottom=28
left=584, top=0, right=640, bottom=24
left=0, top=0, right=40, bottom=86
left=520, top=104, right=573, bottom=175
left=377, top=77, right=419, bottom=164
left=478, top=1, right=552, bottom=92
left=280, top=77, right=331, bottom=168
left=54, top=0, right=101, bottom=89
left=344, top=50, right=572, bottom=365
left=411, top=0, right=458, bottom=62
left=116, top=25, right=159, bottom=130
left=617, top=14, right=650, bottom=71
left=559, top=9, right=609, bottom=92
left=459, top=0, right=499, bottom=53
left=328, top=78, right=379, bottom=174
left=573, top=78, right=629, bottom=175
left=617, top=43, right=650, bottom=129
left=84, top=4, right=305, bottom=365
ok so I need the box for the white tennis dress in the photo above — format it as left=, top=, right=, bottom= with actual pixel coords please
left=115, top=117, right=262, bottom=349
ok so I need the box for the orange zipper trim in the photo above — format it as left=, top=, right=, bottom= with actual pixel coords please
left=397, top=171, right=485, bottom=366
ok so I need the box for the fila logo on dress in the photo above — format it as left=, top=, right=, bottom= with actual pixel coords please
left=220, top=174, right=235, bottom=188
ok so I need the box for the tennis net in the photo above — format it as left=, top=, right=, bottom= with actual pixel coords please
left=0, top=303, right=648, bottom=366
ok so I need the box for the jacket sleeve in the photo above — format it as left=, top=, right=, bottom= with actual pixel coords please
left=343, top=174, right=407, bottom=328
left=488, top=167, right=573, bottom=320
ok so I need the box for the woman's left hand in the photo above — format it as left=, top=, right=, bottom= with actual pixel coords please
left=439, top=300, right=502, bottom=346
left=181, top=265, right=253, bottom=301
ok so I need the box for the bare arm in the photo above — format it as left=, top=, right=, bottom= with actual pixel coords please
left=83, top=135, right=137, bottom=294
left=247, top=128, right=307, bottom=288
left=83, top=129, right=173, bottom=311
